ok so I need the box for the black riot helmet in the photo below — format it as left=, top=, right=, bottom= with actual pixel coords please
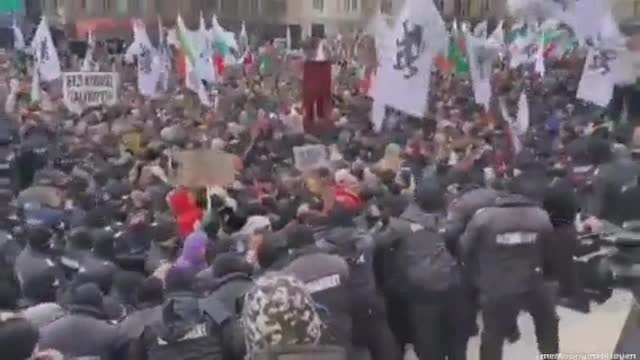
left=415, top=178, right=445, bottom=213
left=25, top=225, right=53, bottom=252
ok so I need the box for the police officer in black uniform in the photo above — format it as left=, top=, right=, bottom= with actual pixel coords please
left=135, top=266, right=244, bottom=360
left=458, top=191, right=558, bottom=360
left=377, top=179, right=472, bottom=360
left=280, top=224, right=354, bottom=353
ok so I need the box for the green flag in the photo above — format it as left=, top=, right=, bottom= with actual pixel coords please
left=448, top=35, right=468, bottom=75
left=0, top=0, right=23, bottom=13
left=258, top=54, right=272, bottom=75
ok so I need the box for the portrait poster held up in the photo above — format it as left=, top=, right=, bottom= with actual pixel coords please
left=62, top=72, right=118, bottom=114
left=371, top=0, right=448, bottom=132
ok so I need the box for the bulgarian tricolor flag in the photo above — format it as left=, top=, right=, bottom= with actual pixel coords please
left=176, top=15, right=200, bottom=92
left=211, top=15, right=239, bottom=67
left=435, top=20, right=468, bottom=75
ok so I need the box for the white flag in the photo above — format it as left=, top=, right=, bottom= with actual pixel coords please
left=30, top=68, right=40, bottom=104
left=488, top=20, right=505, bottom=47
left=157, top=18, right=171, bottom=94
left=555, top=0, right=607, bottom=45
left=467, top=33, right=495, bottom=109
left=240, top=21, right=249, bottom=51
left=515, top=92, right=529, bottom=136
left=371, top=0, right=447, bottom=132
left=82, top=31, right=96, bottom=72
left=534, top=32, right=545, bottom=77
left=126, top=20, right=161, bottom=97
left=12, top=19, right=26, bottom=51
left=286, top=25, right=292, bottom=51
left=369, top=10, right=392, bottom=64
left=473, top=20, right=488, bottom=38
left=32, top=17, right=62, bottom=82
left=577, top=48, right=616, bottom=107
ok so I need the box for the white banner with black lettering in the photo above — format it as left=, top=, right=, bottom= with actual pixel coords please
left=371, top=0, right=447, bottom=132
left=577, top=48, right=616, bottom=108
left=63, top=72, right=119, bottom=114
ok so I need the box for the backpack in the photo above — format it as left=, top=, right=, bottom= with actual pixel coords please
left=399, top=227, right=461, bottom=293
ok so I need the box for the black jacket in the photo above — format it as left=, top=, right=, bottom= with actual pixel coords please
left=14, top=246, right=65, bottom=302
left=200, top=272, right=253, bottom=315
left=376, top=203, right=461, bottom=297
left=140, top=291, right=241, bottom=360
left=591, top=157, right=640, bottom=222
left=282, top=247, right=352, bottom=347
left=459, top=194, right=553, bottom=299
left=118, top=304, right=162, bottom=342
left=39, top=305, right=123, bottom=359
left=444, top=187, right=503, bottom=257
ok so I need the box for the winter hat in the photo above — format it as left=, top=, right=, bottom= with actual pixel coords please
left=69, top=283, right=104, bottom=309
left=176, top=231, right=209, bottom=273
left=164, top=266, right=197, bottom=292
left=242, top=274, right=324, bottom=354
left=0, top=316, right=40, bottom=360
left=212, top=253, right=253, bottom=278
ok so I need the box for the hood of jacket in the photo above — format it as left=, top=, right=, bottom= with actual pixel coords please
left=321, top=226, right=372, bottom=261
left=209, top=272, right=253, bottom=293
left=153, top=292, right=204, bottom=343
left=176, top=231, right=208, bottom=273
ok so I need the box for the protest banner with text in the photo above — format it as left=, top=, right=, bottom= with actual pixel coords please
left=63, top=72, right=118, bottom=113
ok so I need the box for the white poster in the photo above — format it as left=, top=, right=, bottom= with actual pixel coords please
left=371, top=0, right=447, bottom=132
left=63, top=72, right=119, bottom=113
left=577, top=48, right=616, bottom=108
left=293, top=144, right=328, bottom=171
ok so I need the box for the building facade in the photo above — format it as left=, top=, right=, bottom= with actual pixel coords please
left=30, top=0, right=640, bottom=41
left=35, top=0, right=378, bottom=40
left=613, top=0, right=640, bottom=22
left=38, top=0, right=147, bottom=39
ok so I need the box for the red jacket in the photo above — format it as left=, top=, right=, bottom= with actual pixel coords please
left=333, top=185, right=363, bottom=211
left=168, top=189, right=204, bottom=238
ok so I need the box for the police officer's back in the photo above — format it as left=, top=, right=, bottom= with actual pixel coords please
left=281, top=225, right=352, bottom=348
left=137, top=266, right=243, bottom=360
left=243, top=273, right=346, bottom=360
left=321, top=209, right=400, bottom=360
left=381, top=179, right=471, bottom=360
left=444, top=186, right=503, bottom=257
left=199, top=253, right=254, bottom=314
left=39, top=283, right=123, bottom=359
left=459, top=193, right=553, bottom=297
left=618, top=176, right=640, bottom=224
left=459, top=192, right=558, bottom=359
left=591, top=143, right=639, bottom=222
left=14, top=225, right=65, bottom=302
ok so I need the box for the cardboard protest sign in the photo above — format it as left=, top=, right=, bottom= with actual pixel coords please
left=121, top=132, right=143, bottom=155
left=63, top=72, right=118, bottom=114
left=293, top=144, right=328, bottom=171
left=175, top=150, right=236, bottom=188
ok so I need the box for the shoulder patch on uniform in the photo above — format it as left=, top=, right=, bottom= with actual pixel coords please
left=305, top=274, right=341, bottom=294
